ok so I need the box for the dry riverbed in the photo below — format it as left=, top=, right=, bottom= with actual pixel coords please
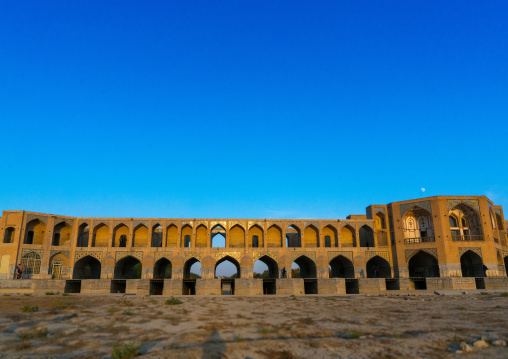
left=0, top=292, right=507, bottom=358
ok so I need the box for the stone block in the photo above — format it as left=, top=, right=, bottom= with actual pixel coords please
left=358, top=278, right=385, bottom=294
left=32, top=280, right=66, bottom=294
left=163, top=279, right=183, bottom=295
left=398, top=278, right=415, bottom=290
left=484, top=277, right=508, bottom=289
left=235, top=278, right=263, bottom=295
left=317, top=278, right=346, bottom=294
left=80, top=279, right=112, bottom=294
left=0, top=279, right=33, bottom=293
left=276, top=279, right=304, bottom=295
left=427, top=277, right=476, bottom=290
left=125, top=279, right=140, bottom=295
left=136, top=279, right=150, bottom=295
left=196, top=279, right=221, bottom=295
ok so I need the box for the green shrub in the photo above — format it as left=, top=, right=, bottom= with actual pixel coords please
left=111, top=342, right=142, bottom=359
left=500, top=292, right=508, bottom=297
left=165, top=297, right=182, bottom=305
left=45, top=291, right=57, bottom=295
left=21, top=305, right=38, bottom=313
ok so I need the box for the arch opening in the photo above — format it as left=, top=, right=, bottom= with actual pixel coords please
left=286, top=225, right=301, bottom=248
left=449, top=204, right=482, bottom=241
left=375, top=211, right=386, bottom=230
left=267, top=225, right=282, bottom=247
left=53, top=222, right=72, bottom=246
left=340, top=225, right=355, bottom=247
left=166, top=224, right=178, bottom=247
left=460, top=250, right=483, bottom=277
left=183, top=258, right=201, bottom=279
left=113, top=224, right=128, bottom=247
left=304, top=225, right=319, bottom=247
left=329, top=255, right=354, bottom=278
left=25, top=219, right=46, bottom=245
left=249, top=225, right=263, bottom=248
left=181, top=225, right=193, bottom=248
left=152, top=224, right=163, bottom=247
left=211, top=225, right=226, bottom=248
left=408, top=251, right=440, bottom=278
left=20, top=252, right=41, bottom=276
left=154, top=258, right=172, bottom=279
left=366, top=256, right=391, bottom=278
left=359, top=225, right=374, bottom=248
left=73, top=255, right=101, bottom=279
left=291, top=255, right=316, bottom=278
left=402, top=206, right=434, bottom=243
left=133, top=224, right=148, bottom=247
left=114, top=256, right=142, bottom=279
left=92, top=223, right=109, bottom=248
left=215, top=256, right=240, bottom=278
left=254, top=255, right=279, bottom=278
left=4, top=227, right=15, bottom=243
left=195, top=224, right=207, bottom=248
left=323, top=225, right=337, bottom=248
left=229, top=225, right=245, bottom=248
left=77, top=223, right=90, bottom=247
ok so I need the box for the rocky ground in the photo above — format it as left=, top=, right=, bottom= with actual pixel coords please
left=0, top=291, right=507, bottom=358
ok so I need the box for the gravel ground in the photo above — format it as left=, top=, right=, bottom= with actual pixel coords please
left=0, top=292, right=507, bottom=358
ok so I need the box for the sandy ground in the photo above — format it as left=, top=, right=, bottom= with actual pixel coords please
left=0, top=292, right=507, bottom=358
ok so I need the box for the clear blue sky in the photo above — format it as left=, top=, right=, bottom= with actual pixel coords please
left=1, top=1, right=507, bottom=221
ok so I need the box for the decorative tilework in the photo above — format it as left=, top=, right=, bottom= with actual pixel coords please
left=248, top=221, right=264, bottom=230
left=339, top=222, right=356, bottom=229
left=210, top=221, right=226, bottom=229
left=266, top=221, right=283, bottom=230
left=286, top=222, right=302, bottom=230
left=93, top=221, right=109, bottom=229
left=26, top=214, right=48, bottom=225
left=75, top=251, right=103, bottom=263
left=113, top=220, right=129, bottom=228
left=304, top=221, right=319, bottom=228
left=400, top=201, right=432, bottom=217
left=183, top=251, right=202, bottom=261
left=165, top=221, right=179, bottom=228
left=78, top=219, right=91, bottom=227
left=181, top=221, right=193, bottom=228
left=154, top=251, right=173, bottom=262
left=458, top=247, right=482, bottom=259
left=291, top=251, right=316, bottom=262
left=228, top=221, right=246, bottom=230
left=50, top=250, right=70, bottom=259
left=374, top=208, right=386, bottom=215
left=133, top=220, right=148, bottom=228
left=22, top=248, right=44, bottom=258
left=115, top=251, right=143, bottom=262
left=365, top=251, right=391, bottom=264
left=252, top=251, right=278, bottom=262
left=405, top=248, right=438, bottom=262
left=503, top=251, right=508, bottom=258
left=446, top=199, right=480, bottom=212
left=54, top=218, right=74, bottom=228
left=356, top=221, right=375, bottom=230
left=195, top=221, right=208, bottom=227
left=215, top=252, right=242, bottom=262
left=320, top=222, right=338, bottom=231
left=327, top=251, right=353, bottom=262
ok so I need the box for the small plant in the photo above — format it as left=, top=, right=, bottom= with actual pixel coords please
left=21, top=305, right=38, bottom=313
left=45, top=291, right=57, bottom=295
left=260, top=328, right=270, bottom=335
left=480, top=292, right=489, bottom=295
left=36, top=328, right=48, bottom=338
left=23, top=294, right=32, bottom=297
left=118, top=299, right=134, bottom=307
left=500, top=292, right=508, bottom=297
left=111, top=342, right=142, bottom=359
left=122, top=310, right=133, bottom=316
left=62, top=293, right=69, bottom=296
left=165, top=297, right=183, bottom=305
left=456, top=306, right=466, bottom=310
left=345, top=329, right=364, bottom=339
left=290, top=294, right=296, bottom=300
left=234, top=334, right=244, bottom=342
left=148, top=299, right=158, bottom=304
left=51, top=299, right=69, bottom=311
left=108, top=307, right=120, bottom=313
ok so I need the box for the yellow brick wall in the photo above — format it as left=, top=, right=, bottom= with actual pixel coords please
left=248, top=225, right=263, bottom=247
left=133, top=225, right=148, bottom=247
left=94, top=225, right=109, bottom=247
left=229, top=225, right=245, bottom=248
left=166, top=225, right=178, bottom=247
left=341, top=226, right=354, bottom=247
left=304, top=226, right=318, bottom=247
left=196, top=225, right=207, bottom=247
left=322, top=226, right=336, bottom=247
left=267, top=226, right=281, bottom=247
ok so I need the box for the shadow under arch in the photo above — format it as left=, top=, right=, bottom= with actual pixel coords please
left=114, top=256, right=142, bottom=279
left=154, top=257, right=172, bottom=279
left=183, top=257, right=201, bottom=279
left=292, top=255, right=316, bottom=278
left=408, top=251, right=440, bottom=277
left=366, top=255, right=391, bottom=278
left=215, top=255, right=241, bottom=278
left=329, top=255, right=354, bottom=278
left=73, top=255, right=101, bottom=279
left=460, top=250, right=483, bottom=277
left=254, top=255, right=279, bottom=278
